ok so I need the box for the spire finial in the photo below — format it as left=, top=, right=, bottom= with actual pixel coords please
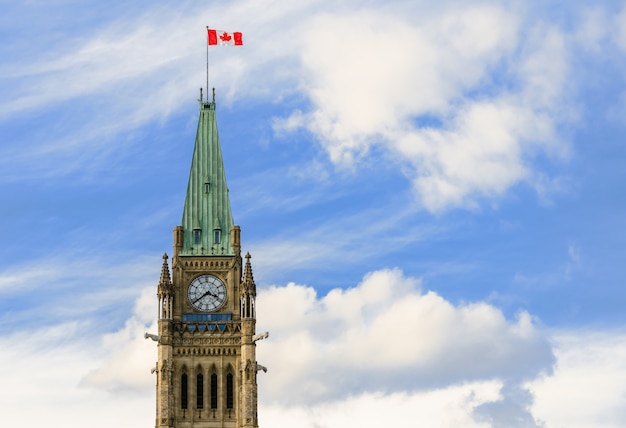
left=212, top=87, right=216, bottom=103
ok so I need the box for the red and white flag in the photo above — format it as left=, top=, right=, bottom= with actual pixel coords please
left=207, top=29, right=243, bottom=46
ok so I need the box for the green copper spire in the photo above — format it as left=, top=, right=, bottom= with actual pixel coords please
left=180, top=91, right=235, bottom=256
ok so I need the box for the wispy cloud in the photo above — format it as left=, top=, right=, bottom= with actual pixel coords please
left=0, top=250, right=158, bottom=333
left=247, top=197, right=449, bottom=282
left=4, top=0, right=619, bottom=214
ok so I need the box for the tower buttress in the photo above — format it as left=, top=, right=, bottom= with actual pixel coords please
left=240, top=253, right=258, bottom=427
left=155, top=253, right=174, bottom=427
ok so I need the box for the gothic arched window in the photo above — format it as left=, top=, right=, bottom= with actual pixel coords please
left=196, top=373, right=204, bottom=409
left=210, top=373, right=218, bottom=409
left=226, top=372, right=234, bottom=409
left=181, top=373, right=188, bottom=409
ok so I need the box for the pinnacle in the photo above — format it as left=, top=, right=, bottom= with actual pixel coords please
left=158, top=253, right=173, bottom=295
left=242, top=252, right=256, bottom=294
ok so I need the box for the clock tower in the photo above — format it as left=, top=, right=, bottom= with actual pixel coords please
left=148, top=90, right=265, bottom=428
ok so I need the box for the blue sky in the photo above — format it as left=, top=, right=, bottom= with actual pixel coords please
left=2, top=1, right=626, bottom=427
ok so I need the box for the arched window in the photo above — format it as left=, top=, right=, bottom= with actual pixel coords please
left=196, top=373, right=204, bottom=409
left=226, top=372, right=234, bottom=409
left=181, top=373, right=188, bottom=409
left=210, top=373, right=218, bottom=409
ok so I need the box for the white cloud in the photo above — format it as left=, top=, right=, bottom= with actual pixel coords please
left=1, top=0, right=616, bottom=211
left=246, top=201, right=442, bottom=281
left=613, top=5, right=626, bottom=52
left=80, top=286, right=157, bottom=393
left=396, top=99, right=550, bottom=211
left=3, top=264, right=626, bottom=427
left=530, top=331, right=626, bottom=428
left=1, top=2, right=624, bottom=427
left=0, top=251, right=158, bottom=337
left=565, top=243, right=582, bottom=279
left=0, top=320, right=154, bottom=428
left=262, top=384, right=501, bottom=428
left=290, top=5, right=519, bottom=164
left=257, top=268, right=553, bottom=406
left=269, top=2, right=580, bottom=212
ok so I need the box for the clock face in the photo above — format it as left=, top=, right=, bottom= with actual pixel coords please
left=187, top=275, right=227, bottom=312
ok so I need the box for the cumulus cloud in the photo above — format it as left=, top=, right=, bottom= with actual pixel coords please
left=474, top=382, right=546, bottom=428
left=80, top=286, right=157, bottom=393
left=530, top=331, right=626, bottom=428
left=47, top=266, right=553, bottom=425
left=257, top=268, right=554, bottom=409
left=263, top=384, right=502, bottom=428
left=290, top=5, right=519, bottom=162
left=0, top=321, right=154, bottom=428
left=4, top=266, right=626, bottom=427
left=272, top=2, right=578, bottom=212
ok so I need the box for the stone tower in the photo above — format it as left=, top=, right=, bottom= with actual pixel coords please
left=148, top=90, right=266, bottom=428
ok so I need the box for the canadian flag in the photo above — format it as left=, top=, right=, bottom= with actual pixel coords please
left=207, top=29, right=243, bottom=46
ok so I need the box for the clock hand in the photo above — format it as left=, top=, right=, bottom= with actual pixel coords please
left=193, top=290, right=212, bottom=304
left=193, top=289, right=219, bottom=304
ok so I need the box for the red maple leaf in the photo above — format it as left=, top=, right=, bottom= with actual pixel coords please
left=219, top=32, right=232, bottom=42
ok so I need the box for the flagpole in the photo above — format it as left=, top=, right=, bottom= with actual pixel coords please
left=206, top=26, right=209, bottom=103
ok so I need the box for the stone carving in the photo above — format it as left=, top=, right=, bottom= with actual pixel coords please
left=245, top=359, right=253, bottom=381
left=144, top=332, right=162, bottom=343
